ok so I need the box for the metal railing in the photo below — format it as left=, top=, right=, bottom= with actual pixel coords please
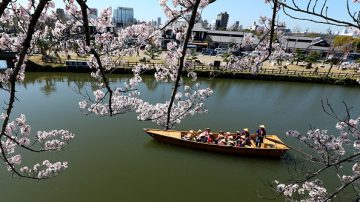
left=116, top=61, right=360, bottom=79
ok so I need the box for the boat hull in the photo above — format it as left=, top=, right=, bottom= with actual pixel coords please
left=145, top=129, right=288, bottom=158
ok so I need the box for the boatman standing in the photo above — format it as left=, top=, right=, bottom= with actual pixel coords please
left=256, top=125, right=267, bottom=148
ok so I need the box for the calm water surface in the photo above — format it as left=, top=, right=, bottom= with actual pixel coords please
left=1, top=73, right=360, bottom=202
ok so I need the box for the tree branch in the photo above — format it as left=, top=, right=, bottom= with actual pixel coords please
left=165, top=0, right=201, bottom=130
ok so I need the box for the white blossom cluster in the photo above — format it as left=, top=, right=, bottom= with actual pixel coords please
left=19, top=160, right=68, bottom=179
left=36, top=129, right=75, bottom=151
left=80, top=88, right=144, bottom=116
left=0, top=0, right=57, bottom=84
left=276, top=116, right=360, bottom=200
left=136, top=84, right=213, bottom=127
left=72, top=0, right=213, bottom=129
left=79, top=64, right=145, bottom=116
left=1, top=114, right=74, bottom=178
left=225, top=16, right=290, bottom=73
left=159, top=0, right=209, bottom=18
left=275, top=180, right=327, bottom=201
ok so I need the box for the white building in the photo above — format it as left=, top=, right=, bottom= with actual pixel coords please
left=338, top=28, right=360, bottom=37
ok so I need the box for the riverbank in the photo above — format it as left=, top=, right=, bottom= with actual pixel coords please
left=25, top=60, right=359, bottom=85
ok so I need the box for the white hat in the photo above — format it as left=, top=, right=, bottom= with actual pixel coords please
left=189, top=130, right=194, bottom=133
left=244, top=128, right=249, bottom=132
left=198, top=130, right=202, bottom=132
left=226, top=132, right=231, bottom=135
left=260, top=125, right=265, bottom=128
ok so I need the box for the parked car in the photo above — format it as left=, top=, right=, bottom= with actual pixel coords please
left=201, top=49, right=217, bottom=56
left=249, top=51, right=261, bottom=57
left=215, top=48, right=228, bottom=55
left=345, top=53, right=360, bottom=63
left=230, top=49, right=244, bottom=56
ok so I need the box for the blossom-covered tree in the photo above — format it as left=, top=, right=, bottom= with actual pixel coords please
left=0, top=0, right=75, bottom=179
left=269, top=0, right=360, bottom=201
left=0, top=0, right=359, bottom=200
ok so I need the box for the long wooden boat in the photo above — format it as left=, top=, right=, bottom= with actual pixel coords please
left=144, top=128, right=289, bottom=158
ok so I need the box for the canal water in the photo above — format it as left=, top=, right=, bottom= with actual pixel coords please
left=1, top=73, right=360, bottom=202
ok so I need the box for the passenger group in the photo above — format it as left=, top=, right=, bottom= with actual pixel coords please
left=181, top=125, right=267, bottom=148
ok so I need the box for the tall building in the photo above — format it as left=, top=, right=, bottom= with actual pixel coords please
left=89, top=8, right=98, bottom=19
left=157, top=17, right=161, bottom=28
left=113, top=7, right=134, bottom=27
left=229, top=21, right=240, bottom=31
left=215, top=12, right=229, bottom=30
left=250, top=21, right=258, bottom=31
left=210, top=20, right=216, bottom=30
left=202, top=20, right=209, bottom=29
left=151, top=20, right=157, bottom=27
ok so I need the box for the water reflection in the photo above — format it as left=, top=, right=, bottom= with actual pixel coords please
left=142, top=75, right=159, bottom=91
left=24, top=73, right=136, bottom=96
left=40, top=79, right=57, bottom=95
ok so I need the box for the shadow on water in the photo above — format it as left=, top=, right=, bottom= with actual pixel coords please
left=143, top=139, right=285, bottom=163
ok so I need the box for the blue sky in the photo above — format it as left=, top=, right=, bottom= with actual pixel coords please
left=16, top=0, right=360, bottom=33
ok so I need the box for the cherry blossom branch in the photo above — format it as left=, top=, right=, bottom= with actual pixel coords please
left=165, top=0, right=201, bottom=130
left=0, top=0, right=74, bottom=180
left=76, top=0, right=114, bottom=116
left=0, top=0, right=56, bottom=179
left=277, top=110, right=360, bottom=200
left=1, top=0, right=50, bottom=149
left=325, top=175, right=360, bottom=201
left=0, top=0, right=11, bottom=17
left=268, top=0, right=279, bottom=59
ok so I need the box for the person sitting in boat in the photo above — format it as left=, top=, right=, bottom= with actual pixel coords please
left=196, top=130, right=203, bottom=142
left=241, top=128, right=250, bottom=138
left=225, top=132, right=233, bottom=141
left=236, top=137, right=245, bottom=147
left=207, top=133, right=214, bottom=144
left=218, top=131, right=224, bottom=138
left=227, top=139, right=235, bottom=146
left=199, top=128, right=211, bottom=143
left=197, top=130, right=202, bottom=137
left=223, top=132, right=234, bottom=146
left=256, top=125, right=267, bottom=148
left=197, top=133, right=207, bottom=143
left=183, top=130, right=194, bottom=141
left=204, top=128, right=211, bottom=135
left=218, top=138, right=226, bottom=146
left=195, top=129, right=205, bottom=142
left=241, top=128, right=251, bottom=146
left=215, top=131, right=224, bottom=144
left=234, top=131, right=241, bottom=141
